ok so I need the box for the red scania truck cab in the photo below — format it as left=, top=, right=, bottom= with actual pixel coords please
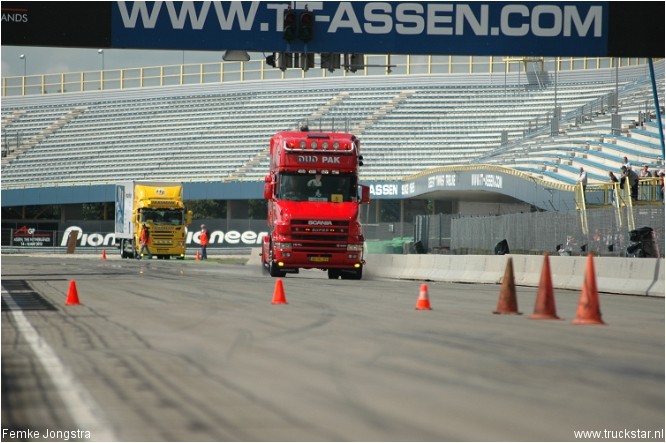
left=262, top=129, right=370, bottom=279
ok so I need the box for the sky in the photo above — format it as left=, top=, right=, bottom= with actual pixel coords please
left=1, top=46, right=263, bottom=78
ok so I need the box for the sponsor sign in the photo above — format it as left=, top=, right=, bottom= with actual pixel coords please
left=109, top=1, right=609, bottom=56
left=471, top=173, right=503, bottom=189
left=370, top=183, right=399, bottom=196
left=2, top=2, right=662, bottom=57
left=60, top=226, right=268, bottom=248
left=11, top=226, right=55, bottom=247
left=428, top=174, right=457, bottom=189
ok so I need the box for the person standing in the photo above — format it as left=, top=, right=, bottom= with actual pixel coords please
left=577, top=167, right=588, bottom=192
left=622, top=156, right=632, bottom=171
left=621, top=166, right=639, bottom=200
left=608, top=170, right=619, bottom=203
left=137, top=223, right=152, bottom=259
left=199, top=224, right=209, bottom=260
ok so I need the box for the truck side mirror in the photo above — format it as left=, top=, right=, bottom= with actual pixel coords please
left=186, top=210, right=193, bottom=225
left=264, top=182, right=274, bottom=200
left=360, top=185, right=370, bottom=203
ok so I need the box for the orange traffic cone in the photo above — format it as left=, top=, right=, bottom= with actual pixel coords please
left=102, top=249, right=107, bottom=260
left=572, top=254, right=605, bottom=325
left=272, top=278, right=287, bottom=304
left=195, top=250, right=200, bottom=261
left=530, top=253, right=561, bottom=320
left=66, top=280, right=80, bottom=305
left=494, top=257, right=521, bottom=314
left=415, top=283, right=432, bottom=310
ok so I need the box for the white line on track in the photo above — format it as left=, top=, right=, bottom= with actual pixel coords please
left=2, top=288, right=117, bottom=441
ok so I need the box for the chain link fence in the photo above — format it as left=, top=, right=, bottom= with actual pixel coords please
left=415, top=206, right=664, bottom=257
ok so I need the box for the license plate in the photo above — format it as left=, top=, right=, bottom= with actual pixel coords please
left=310, top=256, right=329, bottom=262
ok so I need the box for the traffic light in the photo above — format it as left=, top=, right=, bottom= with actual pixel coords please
left=348, top=53, right=364, bottom=73
left=283, top=8, right=296, bottom=41
left=320, top=53, right=341, bottom=72
left=297, top=53, right=314, bottom=71
left=298, top=9, right=314, bottom=42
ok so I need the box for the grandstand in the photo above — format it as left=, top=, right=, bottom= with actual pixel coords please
left=1, top=57, right=664, bottom=211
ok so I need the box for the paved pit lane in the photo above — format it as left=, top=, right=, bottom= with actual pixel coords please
left=2, top=255, right=664, bottom=441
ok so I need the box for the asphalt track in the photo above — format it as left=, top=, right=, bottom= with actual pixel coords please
left=1, top=255, right=664, bottom=442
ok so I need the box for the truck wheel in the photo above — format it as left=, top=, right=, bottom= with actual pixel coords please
left=342, top=267, right=363, bottom=280
left=269, top=261, right=286, bottom=278
left=266, top=245, right=286, bottom=277
left=119, top=240, right=129, bottom=259
left=327, top=269, right=341, bottom=279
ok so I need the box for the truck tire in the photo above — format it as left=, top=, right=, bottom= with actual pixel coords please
left=269, top=261, right=286, bottom=278
left=119, top=239, right=129, bottom=259
left=266, top=243, right=287, bottom=277
left=341, top=267, right=363, bottom=280
left=327, top=269, right=341, bottom=279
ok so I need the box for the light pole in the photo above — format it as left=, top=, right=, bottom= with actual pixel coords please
left=98, top=49, right=105, bottom=90
left=19, top=54, right=26, bottom=95
left=19, top=54, right=26, bottom=76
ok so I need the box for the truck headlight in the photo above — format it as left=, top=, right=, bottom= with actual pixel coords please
left=274, top=242, right=292, bottom=251
left=347, top=244, right=363, bottom=251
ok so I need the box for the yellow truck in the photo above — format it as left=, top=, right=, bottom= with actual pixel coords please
left=115, top=181, right=192, bottom=259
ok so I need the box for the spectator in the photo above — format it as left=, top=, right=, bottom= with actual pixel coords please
left=622, top=156, right=632, bottom=171
left=639, top=164, right=653, bottom=178
left=576, top=167, right=588, bottom=192
left=608, top=170, right=619, bottom=203
left=199, top=224, right=209, bottom=260
left=621, top=165, right=639, bottom=200
left=137, top=223, right=152, bottom=259
left=658, top=170, right=665, bottom=201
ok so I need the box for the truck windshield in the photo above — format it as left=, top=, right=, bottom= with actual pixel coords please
left=279, top=173, right=355, bottom=202
left=139, top=209, right=184, bottom=225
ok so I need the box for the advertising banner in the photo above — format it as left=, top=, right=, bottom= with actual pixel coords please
left=8, top=225, right=56, bottom=247
left=2, top=2, right=663, bottom=56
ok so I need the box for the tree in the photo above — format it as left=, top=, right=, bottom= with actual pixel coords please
left=186, top=200, right=227, bottom=219
left=248, top=199, right=267, bottom=219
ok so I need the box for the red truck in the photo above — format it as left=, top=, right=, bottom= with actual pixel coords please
left=262, top=129, right=370, bottom=279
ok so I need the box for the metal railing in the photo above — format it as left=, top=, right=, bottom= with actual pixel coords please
left=2, top=56, right=652, bottom=97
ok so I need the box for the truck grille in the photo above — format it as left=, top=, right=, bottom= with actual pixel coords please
left=151, top=227, right=181, bottom=245
left=290, top=219, right=350, bottom=251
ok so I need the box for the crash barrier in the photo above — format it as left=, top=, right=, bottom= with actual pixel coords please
left=248, top=249, right=663, bottom=297
left=363, top=254, right=664, bottom=298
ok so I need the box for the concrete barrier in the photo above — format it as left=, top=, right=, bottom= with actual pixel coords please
left=364, top=254, right=665, bottom=297
left=249, top=248, right=663, bottom=297
left=247, top=248, right=263, bottom=266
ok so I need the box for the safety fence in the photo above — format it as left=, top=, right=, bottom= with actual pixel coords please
left=416, top=206, right=664, bottom=257
left=2, top=208, right=663, bottom=258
